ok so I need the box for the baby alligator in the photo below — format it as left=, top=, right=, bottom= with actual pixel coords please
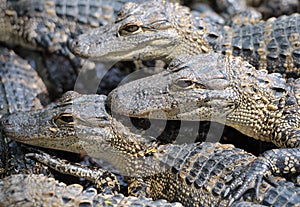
left=70, top=0, right=300, bottom=78
left=1, top=91, right=300, bottom=206
left=108, top=52, right=300, bottom=148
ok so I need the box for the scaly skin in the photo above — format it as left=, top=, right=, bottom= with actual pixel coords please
left=186, top=0, right=261, bottom=26
left=2, top=91, right=300, bottom=206
left=247, top=0, right=299, bottom=19
left=0, top=0, right=128, bottom=54
left=23, top=151, right=121, bottom=195
left=0, top=132, right=52, bottom=179
left=70, top=0, right=300, bottom=78
left=1, top=0, right=178, bottom=55
left=0, top=46, right=48, bottom=118
left=108, top=52, right=300, bottom=148
left=0, top=174, right=182, bottom=207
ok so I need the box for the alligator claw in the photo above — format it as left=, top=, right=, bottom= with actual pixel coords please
left=224, top=158, right=272, bottom=204
left=265, top=174, right=278, bottom=186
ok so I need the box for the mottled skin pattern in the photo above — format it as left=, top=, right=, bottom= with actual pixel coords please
left=0, top=133, right=52, bottom=179
left=2, top=92, right=300, bottom=206
left=1, top=1, right=300, bottom=206
left=0, top=174, right=182, bottom=207
left=70, top=0, right=300, bottom=78
left=0, top=7, right=173, bottom=204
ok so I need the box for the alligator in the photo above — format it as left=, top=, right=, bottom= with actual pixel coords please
left=0, top=0, right=136, bottom=93
left=70, top=0, right=300, bottom=78
left=2, top=91, right=300, bottom=206
left=0, top=46, right=104, bottom=188
left=108, top=52, right=300, bottom=202
left=108, top=52, right=300, bottom=148
left=0, top=131, right=53, bottom=179
left=24, top=149, right=122, bottom=194
left=0, top=174, right=183, bottom=207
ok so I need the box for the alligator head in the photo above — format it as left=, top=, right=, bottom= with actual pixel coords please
left=108, top=53, right=240, bottom=122
left=69, top=0, right=210, bottom=62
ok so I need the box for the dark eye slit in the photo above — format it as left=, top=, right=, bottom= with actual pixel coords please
left=175, top=79, right=194, bottom=88
left=60, top=114, right=74, bottom=123
left=124, top=25, right=139, bottom=32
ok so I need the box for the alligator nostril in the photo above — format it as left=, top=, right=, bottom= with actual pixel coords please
left=4, top=117, right=12, bottom=125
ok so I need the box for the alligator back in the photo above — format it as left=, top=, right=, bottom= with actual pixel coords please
left=136, top=142, right=300, bottom=206
left=0, top=47, right=48, bottom=118
left=222, top=14, right=300, bottom=78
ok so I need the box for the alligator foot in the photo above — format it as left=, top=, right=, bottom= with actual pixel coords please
left=26, top=151, right=120, bottom=194
left=128, top=177, right=152, bottom=197
left=224, top=157, right=275, bottom=205
left=224, top=148, right=300, bottom=205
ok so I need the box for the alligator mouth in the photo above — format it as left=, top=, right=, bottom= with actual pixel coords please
left=2, top=131, right=71, bottom=143
left=13, top=136, right=86, bottom=153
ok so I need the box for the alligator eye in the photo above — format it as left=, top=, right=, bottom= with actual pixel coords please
left=54, top=113, right=74, bottom=126
left=174, top=78, right=195, bottom=89
left=119, top=24, right=141, bottom=36
left=124, top=25, right=139, bottom=32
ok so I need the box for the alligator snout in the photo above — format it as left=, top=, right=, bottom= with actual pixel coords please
left=0, top=114, right=12, bottom=126
left=0, top=112, right=38, bottom=140
left=68, top=36, right=91, bottom=58
left=0, top=114, right=17, bottom=137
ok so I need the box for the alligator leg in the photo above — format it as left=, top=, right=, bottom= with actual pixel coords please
left=273, top=118, right=300, bottom=148
left=26, top=151, right=120, bottom=194
left=225, top=148, right=300, bottom=205
left=127, top=177, right=152, bottom=197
